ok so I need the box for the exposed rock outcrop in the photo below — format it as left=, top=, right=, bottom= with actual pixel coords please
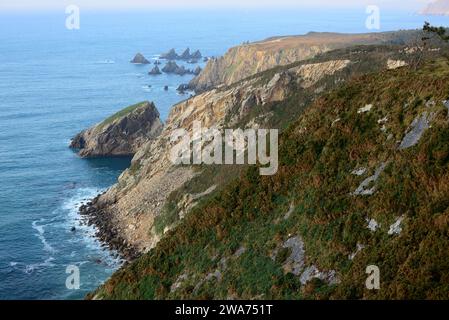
left=130, top=53, right=150, bottom=64
left=70, top=101, right=163, bottom=158
left=387, top=59, right=408, bottom=69
left=399, top=112, right=436, bottom=150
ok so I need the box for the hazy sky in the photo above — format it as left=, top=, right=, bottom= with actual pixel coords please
left=0, top=0, right=432, bottom=12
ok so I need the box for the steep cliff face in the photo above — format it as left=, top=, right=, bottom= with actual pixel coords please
left=92, top=56, right=449, bottom=300
left=83, top=45, right=421, bottom=257
left=87, top=57, right=358, bottom=254
left=189, top=31, right=420, bottom=92
left=70, top=101, right=163, bottom=158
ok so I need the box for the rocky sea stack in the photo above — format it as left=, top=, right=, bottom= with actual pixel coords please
left=130, top=53, right=150, bottom=64
left=160, top=48, right=179, bottom=60
left=148, top=65, right=162, bottom=75
left=70, top=101, right=163, bottom=157
left=162, top=61, right=194, bottom=75
left=160, top=48, right=202, bottom=61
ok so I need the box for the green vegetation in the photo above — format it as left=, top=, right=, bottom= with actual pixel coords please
left=424, top=22, right=449, bottom=42
left=96, top=101, right=149, bottom=131
left=91, top=53, right=449, bottom=300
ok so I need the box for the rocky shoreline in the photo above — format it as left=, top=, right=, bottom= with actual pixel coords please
left=79, top=194, right=140, bottom=261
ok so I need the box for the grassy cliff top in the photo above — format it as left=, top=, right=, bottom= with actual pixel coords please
left=96, top=101, right=151, bottom=131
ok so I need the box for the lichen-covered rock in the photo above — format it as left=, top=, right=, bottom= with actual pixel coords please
left=399, top=112, right=436, bottom=149
left=352, top=162, right=387, bottom=196
left=70, top=101, right=163, bottom=158
left=387, top=59, right=408, bottom=69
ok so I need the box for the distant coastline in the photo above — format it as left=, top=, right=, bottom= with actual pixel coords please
left=420, top=0, right=449, bottom=16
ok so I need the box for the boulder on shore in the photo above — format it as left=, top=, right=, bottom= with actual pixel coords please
left=130, top=53, right=150, bottom=64
left=70, top=101, right=163, bottom=158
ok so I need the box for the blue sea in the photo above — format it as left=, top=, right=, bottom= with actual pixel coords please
left=0, top=8, right=447, bottom=300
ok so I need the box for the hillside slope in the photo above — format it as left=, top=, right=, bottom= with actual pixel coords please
left=91, top=57, right=449, bottom=300
left=83, top=45, right=423, bottom=258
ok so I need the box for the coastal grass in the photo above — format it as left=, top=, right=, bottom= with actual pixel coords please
left=96, top=101, right=149, bottom=131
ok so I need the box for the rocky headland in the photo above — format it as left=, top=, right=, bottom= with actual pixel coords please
left=70, top=101, right=163, bottom=158
left=188, top=30, right=422, bottom=92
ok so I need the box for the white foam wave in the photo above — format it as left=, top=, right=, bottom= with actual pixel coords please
left=31, top=219, right=57, bottom=254
left=24, top=257, right=55, bottom=274
left=95, top=60, right=115, bottom=64
left=60, top=188, right=123, bottom=268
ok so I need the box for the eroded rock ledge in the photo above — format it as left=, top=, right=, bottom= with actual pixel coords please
left=70, top=101, right=163, bottom=158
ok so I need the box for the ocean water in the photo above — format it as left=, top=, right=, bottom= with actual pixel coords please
left=0, top=8, right=447, bottom=300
